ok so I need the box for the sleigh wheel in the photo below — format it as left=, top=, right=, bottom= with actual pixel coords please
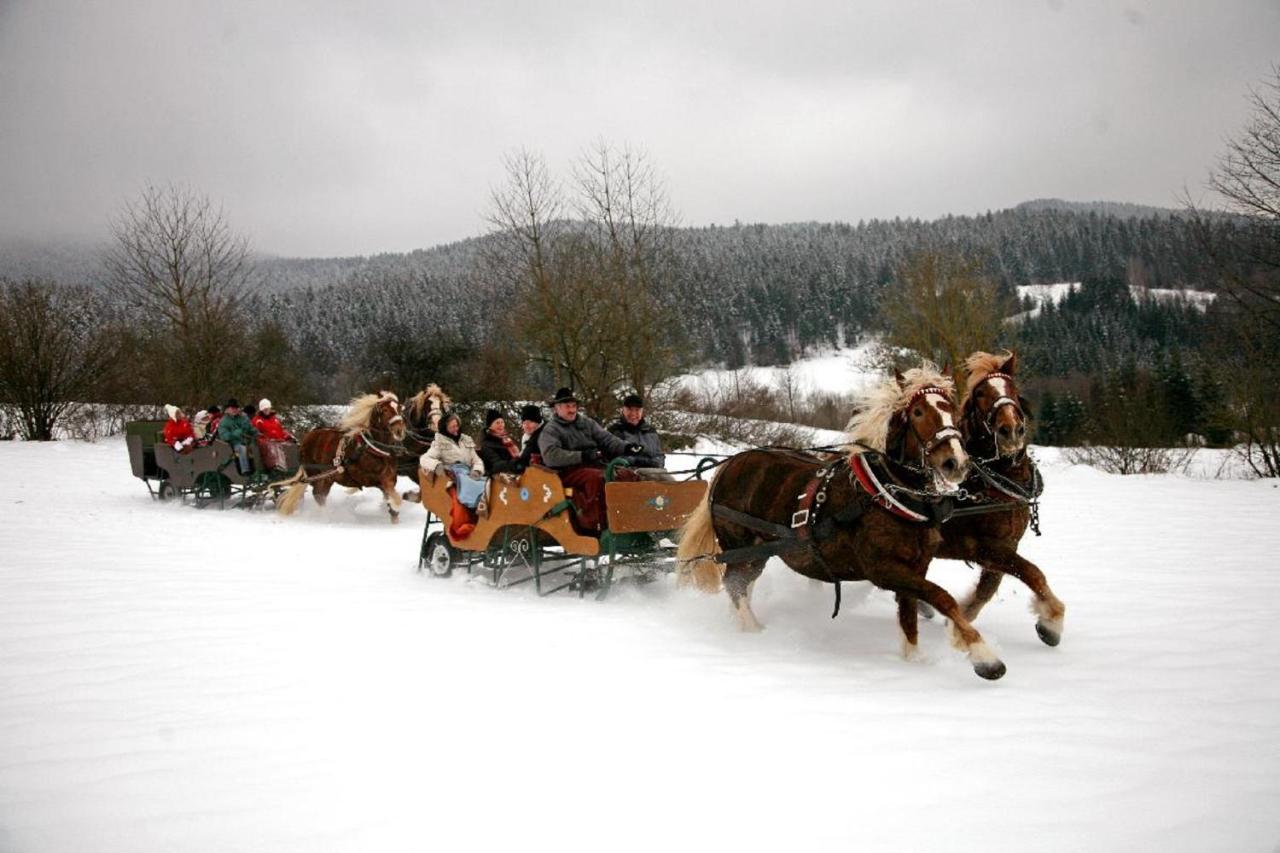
left=422, top=532, right=458, bottom=578
left=157, top=480, right=177, bottom=502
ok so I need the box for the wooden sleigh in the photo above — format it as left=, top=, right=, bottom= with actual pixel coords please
left=416, top=461, right=708, bottom=599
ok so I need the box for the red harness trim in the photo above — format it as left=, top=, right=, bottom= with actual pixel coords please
left=849, top=454, right=930, bottom=522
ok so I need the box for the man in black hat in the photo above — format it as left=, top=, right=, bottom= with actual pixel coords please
left=216, top=398, right=258, bottom=474
left=537, top=387, right=639, bottom=533
left=607, top=393, right=672, bottom=481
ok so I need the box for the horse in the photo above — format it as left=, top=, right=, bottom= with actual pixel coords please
left=274, top=391, right=408, bottom=523
left=939, top=350, right=1066, bottom=646
left=397, top=384, right=451, bottom=499
left=678, top=364, right=1011, bottom=681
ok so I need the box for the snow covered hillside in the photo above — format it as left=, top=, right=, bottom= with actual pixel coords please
left=2, top=440, right=1279, bottom=852
left=1012, top=282, right=1217, bottom=322
left=668, top=341, right=883, bottom=399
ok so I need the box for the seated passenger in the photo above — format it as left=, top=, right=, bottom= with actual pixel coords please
left=252, top=398, right=295, bottom=472
left=518, top=403, right=545, bottom=467
left=163, top=405, right=195, bottom=453
left=205, top=405, right=223, bottom=437
left=479, top=408, right=524, bottom=476
left=537, top=387, right=638, bottom=534
left=420, top=411, right=485, bottom=539
left=216, top=398, right=258, bottom=474
left=607, top=393, right=673, bottom=481
left=192, top=409, right=212, bottom=443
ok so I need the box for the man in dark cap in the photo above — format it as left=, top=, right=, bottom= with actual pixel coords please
left=517, top=403, right=545, bottom=468
left=216, top=398, right=258, bottom=474
left=607, top=392, right=671, bottom=480
left=537, top=387, right=639, bottom=533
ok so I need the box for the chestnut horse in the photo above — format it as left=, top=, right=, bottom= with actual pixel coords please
left=399, top=383, right=450, bottom=476
left=678, top=364, right=1010, bottom=681
left=941, top=351, right=1066, bottom=646
left=274, top=391, right=408, bottom=523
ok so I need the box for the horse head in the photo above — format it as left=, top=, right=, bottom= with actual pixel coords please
left=889, top=369, right=969, bottom=491
left=962, top=351, right=1030, bottom=459
left=374, top=391, right=407, bottom=442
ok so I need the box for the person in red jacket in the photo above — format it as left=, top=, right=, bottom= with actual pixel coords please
left=162, top=404, right=195, bottom=453
left=252, top=398, right=294, bottom=472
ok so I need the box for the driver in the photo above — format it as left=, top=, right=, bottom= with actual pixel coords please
left=537, top=387, right=640, bottom=533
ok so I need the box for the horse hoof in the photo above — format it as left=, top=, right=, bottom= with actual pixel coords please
left=916, top=601, right=936, bottom=620
left=973, top=660, right=1007, bottom=681
left=1035, top=622, right=1061, bottom=647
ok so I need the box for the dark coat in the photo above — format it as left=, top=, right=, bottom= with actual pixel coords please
left=519, top=424, right=545, bottom=468
left=607, top=417, right=665, bottom=468
left=216, top=412, right=257, bottom=445
left=538, top=414, right=628, bottom=469
left=480, top=431, right=524, bottom=476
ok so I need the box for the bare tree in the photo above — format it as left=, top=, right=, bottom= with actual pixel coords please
left=104, top=184, right=255, bottom=401
left=1186, top=68, right=1280, bottom=476
left=878, top=250, right=1011, bottom=375
left=0, top=280, right=119, bottom=440
left=572, top=140, right=684, bottom=398
left=1186, top=67, right=1280, bottom=328
left=484, top=144, right=686, bottom=415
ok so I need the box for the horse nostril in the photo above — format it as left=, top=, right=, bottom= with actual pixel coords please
left=998, top=425, right=1011, bottom=437
left=1016, top=425, right=1026, bottom=437
left=942, top=458, right=957, bottom=473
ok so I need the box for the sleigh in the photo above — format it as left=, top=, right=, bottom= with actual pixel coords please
left=126, top=419, right=300, bottom=509
left=416, top=460, right=708, bottom=599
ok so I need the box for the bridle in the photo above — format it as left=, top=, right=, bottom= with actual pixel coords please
left=895, top=386, right=963, bottom=469
left=966, top=372, right=1025, bottom=454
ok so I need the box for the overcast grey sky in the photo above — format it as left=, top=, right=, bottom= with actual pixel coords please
left=0, top=0, right=1276, bottom=257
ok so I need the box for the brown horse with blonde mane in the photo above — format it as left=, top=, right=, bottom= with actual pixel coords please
left=274, top=391, right=408, bottom=523
left=941, top=351, right=1066, bottom=646
left=678, top=364, right=1011, bottom=681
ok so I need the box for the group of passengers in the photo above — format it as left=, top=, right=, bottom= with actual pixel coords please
left=419, top=388, right=670, bottom=539
left=161, top=397, right=295, bottom=475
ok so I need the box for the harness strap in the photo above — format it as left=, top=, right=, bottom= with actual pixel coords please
left=711, top=503, right=797, bottom=539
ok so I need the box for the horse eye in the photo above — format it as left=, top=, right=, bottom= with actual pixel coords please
left=913, top=407, right=922, bottom=418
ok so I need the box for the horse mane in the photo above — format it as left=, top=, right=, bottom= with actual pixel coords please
left=406, top=383, right=451, bottom=423
left=339, top=391, right=399, bottom=435
left=844, top=363, right=954, bottom=455
left=963, top=350, right=1013, bottom=396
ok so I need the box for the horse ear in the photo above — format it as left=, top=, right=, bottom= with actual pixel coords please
left=1000, top=351, right=1017, bottom=375
left=894, top=369, right=906, bottom=387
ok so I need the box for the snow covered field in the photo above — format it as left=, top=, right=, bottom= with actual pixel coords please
left=668, top=340, right=882, bottom=399
left=2, top=439, right=1280, bottom=852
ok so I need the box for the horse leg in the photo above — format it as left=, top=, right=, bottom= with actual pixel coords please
left=872, top=569, right=1006, bottom=680
left=959, top=569, right=1004, bottom=622
left=382, top=472, right=403, bottom=524
left=984, top=552, right=1066, bottom=647
left=723, top=560, right=767, bottom=633
left=312, top=478, right=333, bottom=507
left=896, top=594, right=920, bottom=660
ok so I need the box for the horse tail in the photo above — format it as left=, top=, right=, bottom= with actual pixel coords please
left=677, top=485, right=724, bottom=593
left=274, top=471, right=308, bottom=516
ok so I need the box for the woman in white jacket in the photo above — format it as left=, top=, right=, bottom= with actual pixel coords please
left=420, top=411, right=485, bottom=508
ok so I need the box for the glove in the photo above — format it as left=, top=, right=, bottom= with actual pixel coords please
left=173, top=441, right=183, bottom=451
left=469, top=470, right=484, bottom=480
left=182, top=438, right=193, bottom=447
left=583, top=449, right=604, bottom=465
left=627, top=444, right=644, bottom=455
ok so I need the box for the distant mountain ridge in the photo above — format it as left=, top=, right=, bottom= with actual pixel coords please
left=0, top=198, right=1208, bottom=289
left=1015, top=198, right=1186, bottom=219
